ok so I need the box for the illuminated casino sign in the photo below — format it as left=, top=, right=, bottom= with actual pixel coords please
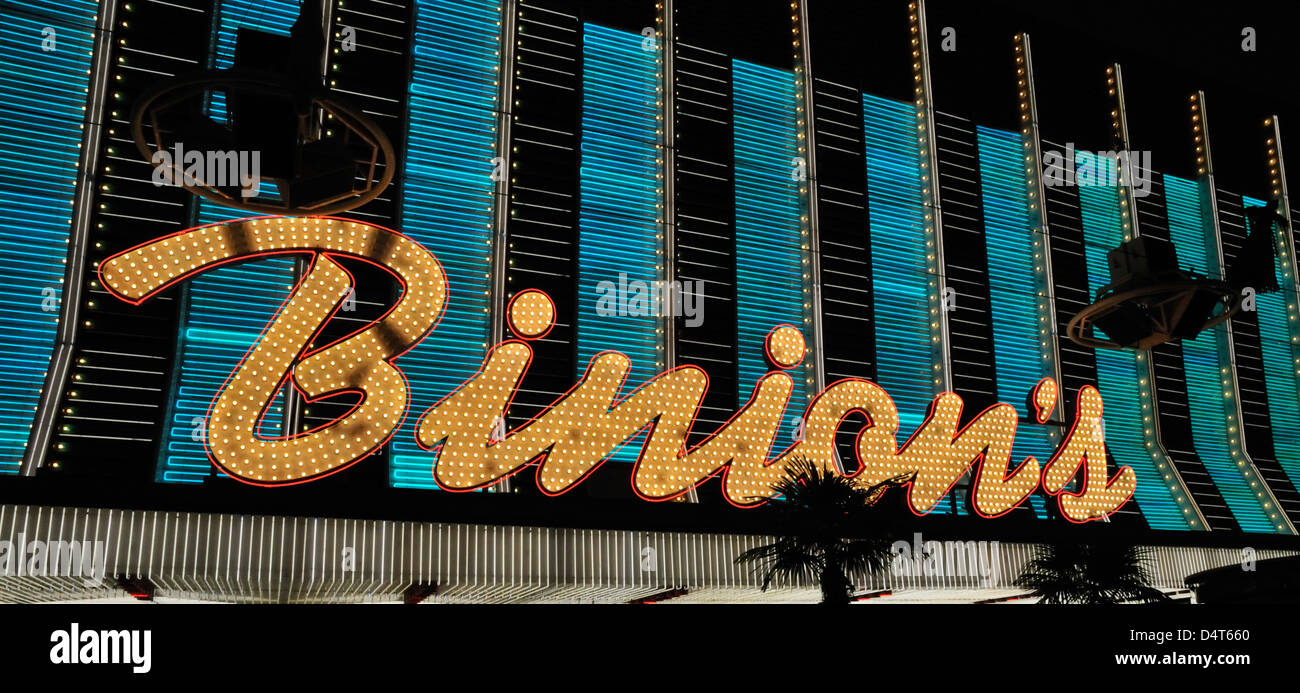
left=100, top=216, right=1136, bottom=523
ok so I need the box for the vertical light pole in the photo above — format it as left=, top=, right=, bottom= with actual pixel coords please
left=1195, top=94, right=1293, bottom=534
left=793, top=0, right=824, bottom=393
left=1263, top=114, right=1300, bottom=532
left=910, top=0, right=952, bottom=395
left=659, top=0, right=676, bottom=373
left=24, top=0, right=118, bottom=474
left=1014, top=33, right=1064, bottom=440
left=490, top=0, right=519, bottom=346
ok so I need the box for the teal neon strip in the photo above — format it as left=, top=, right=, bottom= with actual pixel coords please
left=157, top=0, right=300, bottom=483
left=576, top=23, right=662, bottom=426
left=160, top=206, right=294, bottom=484
left=976, top=126, right=1052, bottom=518
left=1244, top=194, right=1300, bottom=507
left=389, top=0, right=502, bottom=488
left=862, top=95, right=935, bottom=439
left=733, top=59, right=806, bottom=452
left=863, top=94, right=964, bottom=514
left=1076, top=150, right=1190, bottom=529
left=0, top=1, right=98, bottom=472
left=1166, top=176, right=1278, bottom=532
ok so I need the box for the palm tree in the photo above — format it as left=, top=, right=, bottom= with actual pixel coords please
left=734, top=456, right=903, bottom=605
left=1014, top=543, right=1170, bottom=604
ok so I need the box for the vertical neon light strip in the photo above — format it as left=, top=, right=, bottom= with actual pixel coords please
left=863, top=94, right=936, bottom=439
left=0, top=1, right=98, bottom=472
left=390, top=0, right=502, bottom=488
left=1244, top=194, right=1300, bottom=501
left=577, top=23, right=662, bottom=392
left=1076, top=150, right=1191, bottom=529
left=574, top=24, right=662, bottom=468
left=976, top=126, right=1052, bottom=518
left=155, top=0, right=300, bottom=483
left=1166, top=176, right=1278, bottom=532
left=733, top=59, right=806, bottom=447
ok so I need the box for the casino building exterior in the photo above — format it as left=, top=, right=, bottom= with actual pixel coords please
left=1, top=0, right=1299, bottom=603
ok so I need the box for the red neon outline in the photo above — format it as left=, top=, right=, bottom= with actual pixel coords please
left=732, top=376, right=901, bottom=485
left=464, top=353, right=710, bottom=498
left=505, top=288, right=557, bottom=341
left=888, top=392, right=1041, bottom=520
left=762, top=323, right=805, bottom=370
left=1029, top=376, right=1058, bottom=424
left=634, top=368, right=791, bottom=508
left=413, top=338, right=537, bottom=490
left=1038, top=385, right=1137, bottom=524
left=690, top=370, right=908, bottom=510
left=799, top=377, right=902, bottom=482
left=245, top=252, right=357, bottom=438
left=199, top=253, right=365, bottom=485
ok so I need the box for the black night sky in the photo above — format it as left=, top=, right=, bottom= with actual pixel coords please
left=701, top=0, right=1298, bottom=197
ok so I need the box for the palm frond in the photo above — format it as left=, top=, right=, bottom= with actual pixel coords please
left=733, top=456, right=903, bottom=602
left=1015, top=543, right=1169, bottom=604
left=836, top=538, right=895, bottom=577
left=737, top=537, right=822, bottom=592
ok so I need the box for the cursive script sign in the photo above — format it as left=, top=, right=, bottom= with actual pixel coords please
left=100, top=216, right=1136, bottom=522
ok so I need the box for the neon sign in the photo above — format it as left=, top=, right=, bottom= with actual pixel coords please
left=101, top=216, right=1136, bottom=522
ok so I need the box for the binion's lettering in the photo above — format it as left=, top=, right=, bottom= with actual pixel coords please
left=100, top=217, right=1136, bottom=521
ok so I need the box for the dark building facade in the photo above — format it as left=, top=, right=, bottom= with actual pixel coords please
left=1, top=0, right=1298, bottom=602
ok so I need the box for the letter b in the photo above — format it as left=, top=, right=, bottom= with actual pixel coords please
left=99, top=217, right=445, bottom=484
